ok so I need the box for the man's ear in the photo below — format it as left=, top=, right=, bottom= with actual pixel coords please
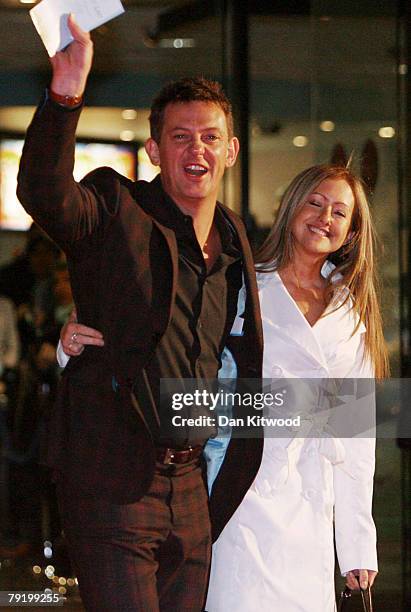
left=225, top=137, right=240, bottom=168
left=145, top=138, right=161, bottom=166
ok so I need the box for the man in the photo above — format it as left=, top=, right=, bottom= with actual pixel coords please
left=17, top=16, right=263, bottom=612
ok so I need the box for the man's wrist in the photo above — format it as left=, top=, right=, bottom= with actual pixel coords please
left=49, top=88, right=83, bottom=108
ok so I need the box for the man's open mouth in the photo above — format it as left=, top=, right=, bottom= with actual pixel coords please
left=184, top=164, right=208, bottom=177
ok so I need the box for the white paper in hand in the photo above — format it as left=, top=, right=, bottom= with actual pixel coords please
left=30, top=0, right=125, bottom=57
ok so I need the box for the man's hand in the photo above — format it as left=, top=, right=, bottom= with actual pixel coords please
left=61, top=308, right=104, bottom=357
left=346, top=569, right=377, bottom=590
left=50, top=14, right=93, bottom=97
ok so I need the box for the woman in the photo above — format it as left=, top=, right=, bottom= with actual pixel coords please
left=205, top=164, right=388, bottom=611
left=59, top=164, right=388, bottom=611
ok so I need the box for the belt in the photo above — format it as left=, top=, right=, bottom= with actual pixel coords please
left=155, top=445, right=203, bottom=465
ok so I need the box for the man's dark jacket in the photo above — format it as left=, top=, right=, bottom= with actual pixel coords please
left=17, top=97, right=263, bottom=541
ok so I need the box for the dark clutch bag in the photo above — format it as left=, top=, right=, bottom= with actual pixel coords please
left=337, top=585, right=373, bottom=612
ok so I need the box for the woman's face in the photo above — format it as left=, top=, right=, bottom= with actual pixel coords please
left=290, top=178, right=355, bottom=258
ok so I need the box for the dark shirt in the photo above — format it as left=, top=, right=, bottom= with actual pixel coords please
left=136, top=176, right=242, bottom=447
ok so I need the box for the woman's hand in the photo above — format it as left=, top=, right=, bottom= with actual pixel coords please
left=345, top=568, right=377, bottom=590
left=61, top=308, right=104, bottom=357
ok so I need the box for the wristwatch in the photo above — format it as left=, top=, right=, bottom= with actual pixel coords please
left=49, top=89, right=83, bottom=108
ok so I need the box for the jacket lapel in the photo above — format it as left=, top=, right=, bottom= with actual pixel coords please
left=258, top=271, right=327, bottom=367
left=220, top=205, right=263, bottom=376
left=133, top=177, right=178, bottom=336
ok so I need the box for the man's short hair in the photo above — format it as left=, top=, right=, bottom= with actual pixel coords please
left=149, top=76, right=234, bottom=143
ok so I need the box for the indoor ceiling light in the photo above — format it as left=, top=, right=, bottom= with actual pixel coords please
left=120, top=130, right=135, bottom=142
left=122, top=109, right=137, bottom=121
left=320, top=121, right=335, bottom=132
left=293, top=136, right=308, bottom=148
left=158, top=38, right=195, bottom=49
left=378, top=126, right=395, bottom=138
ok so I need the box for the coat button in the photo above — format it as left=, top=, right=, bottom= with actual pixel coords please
left=303, top=488, right=317, bottom=501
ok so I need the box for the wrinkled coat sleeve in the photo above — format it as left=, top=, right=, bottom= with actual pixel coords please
left=16, top=97, right=119, bottom=248
left=333, top=334, right=378, bottom=575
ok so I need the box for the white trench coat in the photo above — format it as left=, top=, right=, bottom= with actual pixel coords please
left=206, top=267, right=378, bottom=612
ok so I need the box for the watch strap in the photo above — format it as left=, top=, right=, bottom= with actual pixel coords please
left=49, top=89, right=83, bottom=108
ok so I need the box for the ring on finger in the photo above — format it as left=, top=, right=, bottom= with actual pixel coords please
left=71, top=332, right=78, bottom=343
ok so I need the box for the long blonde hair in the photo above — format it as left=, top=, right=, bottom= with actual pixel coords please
left=255, top=164, right=389, bottom=379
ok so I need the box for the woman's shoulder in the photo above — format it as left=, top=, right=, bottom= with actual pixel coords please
left=321, top=261, right=365, bottom=330
left=255, top=261, right=278, bottom=280
left=328, top=289, right=366, bottom=336
left=255, top=267, right=281, bottom=293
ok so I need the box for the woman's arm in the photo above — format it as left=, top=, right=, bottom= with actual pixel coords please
left=334, top=334, right=378, bottom=588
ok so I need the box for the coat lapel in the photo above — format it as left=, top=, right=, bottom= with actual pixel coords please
left=133, top=177, right=178, bottom=336
left=258, top=271, right=327, bottom=367
left=220, top=205, right=263, bottom=375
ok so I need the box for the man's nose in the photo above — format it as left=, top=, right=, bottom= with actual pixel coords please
left=190, top=136, right=205, bottom=154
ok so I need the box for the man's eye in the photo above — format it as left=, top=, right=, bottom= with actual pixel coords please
left=174, top=134, right=188, bottom=141
left=204, top=134, right=219, bottom=142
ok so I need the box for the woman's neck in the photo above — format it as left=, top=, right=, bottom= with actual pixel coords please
left=281, top=255, right=328, bottom=290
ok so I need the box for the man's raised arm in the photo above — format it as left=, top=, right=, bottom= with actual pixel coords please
left=49, top=14, right=93, bottom=102
left=16, top=16, right=101, bottom=247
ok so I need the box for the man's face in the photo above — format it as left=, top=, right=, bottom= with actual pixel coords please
left=145, top=101, right=239, bottom=212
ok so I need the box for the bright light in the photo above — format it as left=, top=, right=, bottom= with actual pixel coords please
left=120, top=130, right=135, bottom=142
left=20, top=1, right=37, bottom=4
left=159, top=38, right=195, bottom=48
left=122, top=109, right=137, bottom=121
left=320, top=121, right=335, bottom=132
left=45, top=567, right=55, bottom=579
left=293, top=136, right=309, bottom=148
left=378, top=126, right=395, bottom=138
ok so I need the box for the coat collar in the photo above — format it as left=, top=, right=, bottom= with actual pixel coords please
left=258, top=262, right=363, bottom=370
left=258, top=271, right=327, bottom=366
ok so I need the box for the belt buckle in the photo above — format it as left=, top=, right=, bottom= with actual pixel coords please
left=163, top=448, right=176, bottom=465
